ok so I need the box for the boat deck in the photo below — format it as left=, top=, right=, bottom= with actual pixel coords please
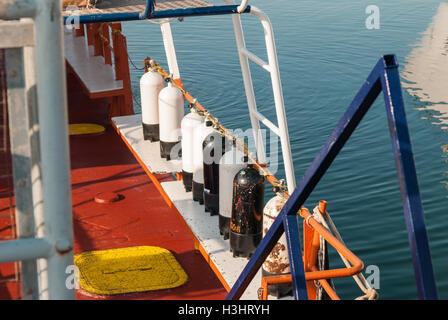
left=0, top=70, right=227, bottom=300
left=68, top=71, right=227, bottom=300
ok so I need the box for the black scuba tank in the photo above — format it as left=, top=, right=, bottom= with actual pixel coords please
left=202, top=132, right=231, bottom=215
left=192, top=120, right=214, bottom=204
left=229, top=165, right=265, bottom=258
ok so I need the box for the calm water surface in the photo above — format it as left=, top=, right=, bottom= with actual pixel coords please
left=123, top=0, right=448, bottom=299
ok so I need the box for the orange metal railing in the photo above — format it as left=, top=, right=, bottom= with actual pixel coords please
left=259, top=201, right=364, bottom=300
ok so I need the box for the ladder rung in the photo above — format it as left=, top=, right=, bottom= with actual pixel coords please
left=240, top=48, right=271, bottom=73
left=253, top=110, right=280, bottom=136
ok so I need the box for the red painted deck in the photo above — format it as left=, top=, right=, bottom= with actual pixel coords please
left=0, top=50, right=21, bottom=300
left=0, top=69, right=227, bottom=300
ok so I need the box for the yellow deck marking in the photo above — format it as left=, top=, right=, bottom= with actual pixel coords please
left=75, top=246, right=188, bottom=295
left=69, top=123, right=105, bottom=135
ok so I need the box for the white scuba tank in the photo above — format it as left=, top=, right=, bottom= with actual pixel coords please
left=218, top=145, right=247, bottom=240
left=158, top=84, right=184, bottom=160
left=181, top=112, right=204, bottom=192
left=192, top=119, right=215, bottom=204
left=140, top=71, right=164, bottom=141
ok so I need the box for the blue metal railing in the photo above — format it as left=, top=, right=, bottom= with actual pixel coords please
left=62, top=1, right=251, bottom=24
left=226, top=55, right=438, bottom=300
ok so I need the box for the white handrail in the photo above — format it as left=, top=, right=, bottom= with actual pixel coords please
left=237, top=0, right=249, bottom=13
left=1, top=0, right=76, bottom=300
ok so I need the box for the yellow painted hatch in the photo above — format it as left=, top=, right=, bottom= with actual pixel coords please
left=74, top=246, right=188, bottom=295
left=69, top=123, right=105, bottom=136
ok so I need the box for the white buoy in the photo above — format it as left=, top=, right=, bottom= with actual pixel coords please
left=158, top=84, right=184, bottom=160
left=218, top=145, right=247, bottom=239
left=140, top=71, right=164, bottom=141
left=181, top=112, right=204, bottom=192
left=262, top=195, right=292, bottom=298
left=192, top=119, right=215, bottom=204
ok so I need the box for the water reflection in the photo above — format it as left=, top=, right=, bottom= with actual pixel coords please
left=402, top=2, right=448, bottom=130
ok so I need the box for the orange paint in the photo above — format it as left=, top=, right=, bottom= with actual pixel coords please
left=259, top=206, right=364, bottom=300
left=318, top=200, right=327, bottom=216
left=75, top=24, right=85, bottom=37
left=86, top=23, right=94, bottom=46
left=102, top=24, right=112, bottom=65
left=92, top=23, right=103, bottom=57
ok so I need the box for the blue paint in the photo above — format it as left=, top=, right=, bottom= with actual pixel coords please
left=380, top=55, right=438, bottom=300
left=63, top=4, right=250, bottom=25
left=283, top=214, right=308, bottom=299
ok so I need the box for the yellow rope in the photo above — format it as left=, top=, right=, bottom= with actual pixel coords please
left=146, top=58, right=289, bottom=197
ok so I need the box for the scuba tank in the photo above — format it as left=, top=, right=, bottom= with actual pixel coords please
left=262, top=195, right=292, bottom=298
left=181, top=112, right=203, bottom=192
left=202, top=131, right=231, bottom=215
left=192, top=119, right=214, bottom=204
left=218, top=146, right=247, bottom=240
left=229, top=165, right=265, bottom=258
left=158, top=84, right=184, bottom=160
left=140, top=71, right=164, bottom=141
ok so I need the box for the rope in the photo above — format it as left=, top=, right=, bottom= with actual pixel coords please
left=312, top=206, right=379, bottom=300
left=313, top=210, right=335, bottom=300
left=128, top=56, right=147, bottom=71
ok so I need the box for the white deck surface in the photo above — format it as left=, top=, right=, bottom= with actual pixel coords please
left=161, top=179, right=264, bottom=300
left=112, top=114, right=182, bottom=174
left=64, top=29, right=123, bottom=94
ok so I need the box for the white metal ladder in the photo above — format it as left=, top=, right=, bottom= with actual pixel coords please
left=159, top=2, right=296, bottom=193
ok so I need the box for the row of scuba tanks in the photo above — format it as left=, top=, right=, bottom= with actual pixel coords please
left=140, top=70, right=292, bottom=298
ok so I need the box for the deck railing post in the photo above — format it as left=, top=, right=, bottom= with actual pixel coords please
left=5, top=42, right=40, bottom=301
left=86, top=23, right=94, bottom=46
left=102, top=24, right=112, bottom=65
left=93, top=23, right=104, bottom=57
left=380, top=56, right=438, bottom=300
left=1, top=8, right=74, bottom=299
left=33, top=0, right=75, bottom=299
left=160, top=21, right=180, bottom=80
